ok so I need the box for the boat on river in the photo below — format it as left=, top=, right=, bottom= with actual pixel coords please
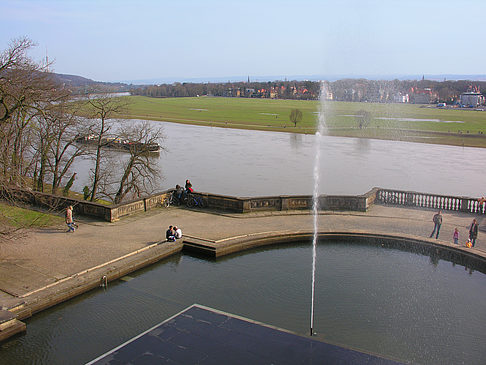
left=75, top=135, right=160, bottom=153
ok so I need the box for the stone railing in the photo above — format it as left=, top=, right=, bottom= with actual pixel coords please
left=2, top=186, right=483, bottom=222
left=376, top=188, right=485, bottom=214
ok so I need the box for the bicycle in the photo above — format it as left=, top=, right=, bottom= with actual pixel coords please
left=163, top=192, right=180, bottom=207
left=186, top=193, right=206, bottom=208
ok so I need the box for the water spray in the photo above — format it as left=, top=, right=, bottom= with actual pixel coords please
left=310, top=83, right=328, bottom=336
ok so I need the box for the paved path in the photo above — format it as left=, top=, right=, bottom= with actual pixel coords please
left=0, top=205, right=484, bottom=311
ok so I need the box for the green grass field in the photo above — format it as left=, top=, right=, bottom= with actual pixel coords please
left=0, top=203, right=63, bottom=228
left=112, top=96, right=486, bottom=147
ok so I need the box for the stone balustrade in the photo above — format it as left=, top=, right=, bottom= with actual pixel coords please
left=2, top=186, right=483, bottom=222
left=376, top=188, right=485, bottom=214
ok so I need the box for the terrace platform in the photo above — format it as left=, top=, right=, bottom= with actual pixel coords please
left=87, top=304, right=403, bottom=365
left=0, top=204, right=484, bottom=342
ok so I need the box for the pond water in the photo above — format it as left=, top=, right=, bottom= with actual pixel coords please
left=2, top=241, right=485, bottom=365
left=71, top=121, right=486, bottom=198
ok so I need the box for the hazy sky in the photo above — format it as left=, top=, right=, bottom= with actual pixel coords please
left=1, top=0, right=485, bottom=82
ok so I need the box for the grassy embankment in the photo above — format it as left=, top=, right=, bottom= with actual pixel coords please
left=0, top=202, right=63, bottom=229
left=113, top=95, right=486, bottom=148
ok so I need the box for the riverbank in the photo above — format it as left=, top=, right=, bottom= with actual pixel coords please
left=0, top=204, right=484, bottom=342
left=109, top=96, right=486, bottom=148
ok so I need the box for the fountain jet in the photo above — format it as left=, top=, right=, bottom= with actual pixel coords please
left=310, top=82, right=329, bottom=336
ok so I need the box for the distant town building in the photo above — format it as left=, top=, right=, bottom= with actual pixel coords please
left=322, top=90, right=333, bottom=100
left=409, top=87, right=438, bottom=104
left=459, top=85, right=485, bottom=107
left=392, top=92, right=409, bottom=103
left=245, top=88, right=255, bottom=97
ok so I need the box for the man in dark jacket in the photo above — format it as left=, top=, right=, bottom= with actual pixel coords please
left=166, top=225, right=176, bottom=242
left=469, top=219, right=479, bottom=247
left=429, top=211, right=442, bottom=239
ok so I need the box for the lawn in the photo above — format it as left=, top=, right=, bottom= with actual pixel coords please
left=107, top=96, right=486, bottom=147
left=120, top=96, right=319, bottom=130
left=0, top=202, right=63, bottom=228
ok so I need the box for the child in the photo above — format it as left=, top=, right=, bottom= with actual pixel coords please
left=453, top=227, right=459, bottom=245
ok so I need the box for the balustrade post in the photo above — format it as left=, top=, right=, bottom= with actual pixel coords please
left=280, top=196, right=289, bottom=211
left=460, top=198, right=470, bottom=213
left=241, top=199, right=251, bottom=213
left=405, top=192, right=413, bottom=206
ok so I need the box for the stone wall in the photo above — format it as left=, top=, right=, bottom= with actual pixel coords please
left=0, top=187, right=173, bottom=222
left=190, top=190, right=378, bottom=213
left=5, top=186, right=482, bottom=222
left=204, top=193, right=244, bottom=212
left=0, top=187, right=380, bottom=221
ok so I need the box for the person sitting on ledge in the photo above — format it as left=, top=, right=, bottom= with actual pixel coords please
left=185, top=179, right=193, bottom=193
left=166, top=225, right=176, bottom=242
left=183, top=179, right=194, bottom=200
left=174, top=226, right=182, bottom=239
left=174, top=184, right=184, bottom=204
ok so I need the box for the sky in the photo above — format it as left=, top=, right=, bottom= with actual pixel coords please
left=1, top=0, right=485, bottom=83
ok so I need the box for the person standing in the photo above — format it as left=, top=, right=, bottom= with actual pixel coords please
left=65, top=206, right=75, bottom=233
left=453, top=227, right=459, bottom=245
left=429, top=210, right=442, bottom=239
left=469, top=219, right=479, bottom=247
left=175, top=184, right=184, bottom=202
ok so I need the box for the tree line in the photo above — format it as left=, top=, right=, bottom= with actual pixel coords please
left=0, top=38, right=163, bottom=236
left=132, top=78, right=486, bottom=104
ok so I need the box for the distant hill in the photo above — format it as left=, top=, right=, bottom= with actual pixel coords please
left=49, top=72, right=133, bottom=94
left=50, top=73, right=98, bottom=87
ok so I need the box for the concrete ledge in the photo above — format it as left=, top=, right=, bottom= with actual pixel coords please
left=0, top=309, right=26, bottom=341
left=0, top=299, right=30, bottom=321
left=0, top=318, right=26, bottom=342
left=20, top=241, right=183, bottom=319
left=183, top=231, right=486, bottom=274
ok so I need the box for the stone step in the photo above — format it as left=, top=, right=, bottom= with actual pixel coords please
left=0, top=309, right=26, bottom=341
left=1, top=298, right=31, bottom=320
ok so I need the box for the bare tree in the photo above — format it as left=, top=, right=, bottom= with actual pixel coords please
left=356, top=110, right=372, bottom=129
left=45, top=103, right=88, bottom=194
left=0, top=37, right=37, bottom=124
left=289, top=108, right=303, bottom=127
left=0, top=37, right=77, bottom=239
left=0, top=37, right=65, bottom=190
left=0, top=37, right=60, bottom=126
left=0, top=106, right=37, bottom=186
left=86, top=96, right=126, bottom=201
left=112, top=121, right=164, bottom=204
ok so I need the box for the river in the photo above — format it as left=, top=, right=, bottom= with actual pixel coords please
left=72, top=120, right=486, bottom=198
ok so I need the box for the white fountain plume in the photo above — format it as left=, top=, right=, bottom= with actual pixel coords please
left=310, top=82, right=329, bottom=336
